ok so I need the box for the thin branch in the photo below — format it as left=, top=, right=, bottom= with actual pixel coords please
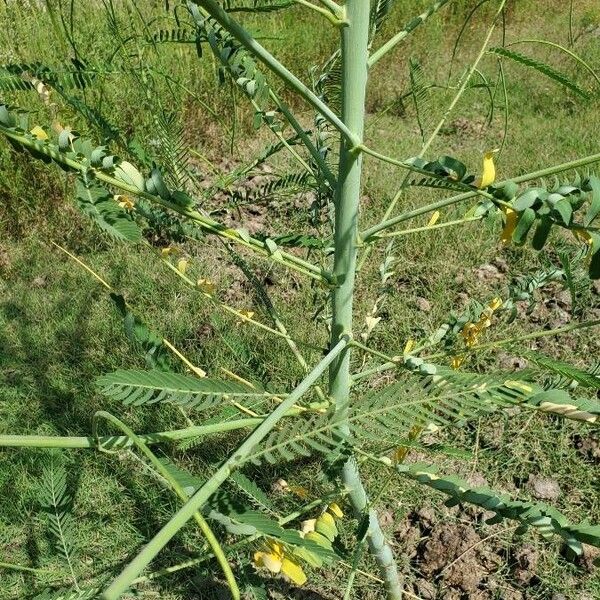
left=292, top=0, right=346, bottom=25
left=192, top=0, right=358, bottom=145
left=351, top=319, right=600, bottom=383
left=0, top=125, right=333, bottom=284
left=374, top=215, right=483, bottom=238
left=100, top=336, right=350, bottom=600
left=159, top=251, right=324, bottom=352
left=359, top=0, right=505, bottom=269
left=361, top=150, right=600, bottom=240
left=368, top=0, right=453, bottom=68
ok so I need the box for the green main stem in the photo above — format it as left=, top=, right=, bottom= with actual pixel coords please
left=329, top=3, right=402, bottom=599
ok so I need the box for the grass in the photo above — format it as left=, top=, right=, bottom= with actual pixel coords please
left=1, top=0, right=600, bottom=598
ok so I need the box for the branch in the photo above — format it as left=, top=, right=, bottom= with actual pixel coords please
left=92, top=411, right=239, bottom=600
left=0, top=122, right=334, bottom=284
left=0, top=418, right=264, bottom=449
left=100, top=335, right=350, bottom=600
left=361, top=151, right=600, bottom=240
left=368, top=0, right=453, bottom=68
left=394, top=462, right=600, bottom=553
left=292, top=0, right=346, bottom=26
left=191, top=0, right=358, bottom=145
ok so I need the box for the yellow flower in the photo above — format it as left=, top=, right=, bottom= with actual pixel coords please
left=458, top=296, right=503, bottom=355
left=115, top=195, right=135, bottom=210
left=196, top=278, right=216, bottom=296
left=573, top=228, right=594, bottom=249
left=427, top=211, right=440, bottom=227
left=475, top=149, right=498, bottom=189
left=253, top=540, right=284, bottom=574
left=161, top=247, right=177, bottom=257
left=451, top=355, right=465, bottom=370
left=403, top=338, right=415, bottom=355
left=253, top=540, right=306, bottom=586
left=300, top=519, right=316, bottom=536
left=177, top=259, right=188, bottom=275
left=327, top=503, right=344, bottom=519
left=488, top=297, right=503, bottom=312
left=500, top=206, right=517, bottom=245
left=30, top=125, right=48, bottom=141
left=281, top=557, right=307, bottom=586
left=460, top=322, right=480, bottom=348
left=238, top=309, right=255, bottom=322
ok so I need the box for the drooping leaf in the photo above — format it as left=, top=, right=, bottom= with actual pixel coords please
left=397, top=462, right=600, bottom=552
left=109, top=293, right=170, bottom=370
left=524, top=352, right=600, bottom=389
left=75, top=174, right=141, bottom=242
left=489, top=47, right=591, bottom=99
left=39, top=451, right=79, bottom=587
left=96, top=369, right=273, bottom=409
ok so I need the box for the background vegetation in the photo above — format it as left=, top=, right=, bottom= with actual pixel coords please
left=1, top=0, right=600, bottom=598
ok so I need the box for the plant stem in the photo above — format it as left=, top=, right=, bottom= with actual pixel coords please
left=362, top=150, right=600, bottom=240
left=368, top=0, right=452, bottom=67
left=0, top=418, right=264, bottom=449
left=0, top=125, right=333, bottom=284
left=350, top=319, right=600, bottom=384
left=92, top=411, right=239, bottom=600
left=193, top=0, right=358, bottom=145
left=292, top=0, right=345, bottom=25
left=100, top=336, right=349, bottom=600
left=160, top=254, right=324, bottom=351
left=376, top=215, right=483, bottom=238
left=270, top=90, right=337, bottom=188
left=426, top=318, right=600, bottom=358
left=330, top=3, right=402, bottom=598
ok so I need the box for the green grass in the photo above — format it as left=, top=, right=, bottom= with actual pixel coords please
left=1, top=0, right=600, bottom=598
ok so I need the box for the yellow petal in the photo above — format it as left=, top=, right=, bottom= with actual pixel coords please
left=403, top=338, right=415, bottom=355
left=501, top=207, right=517, bottom=245
left=196, top=278, right=216, bottom=296
left=177, top=259, right=188, bottom=274
left=573, top=229, right=594, bottom=248
left=161, top=247, right=176, bottom=257
left=30, top=125, right=48, bottom=141
left=451, top=356, right=464, bottom=370
left=327, top=502, right=344, bottom=519
left=116, top=195, right=135, bottom=210
left=300, top=519, right=316, bottom=536
left=253, top=551, right=282, bottom=574
left=288, top=484, right=310, bottom=499
left=427, top=211, right=440, bottom=227
left=476, top=150, right=498, bottom=189
left=281, top=557, right=307, bottom=586
left=267, top=540, right=285, bottom=558
left=394, top=446, right=409, bottom=463
left=488, top=297, right=503, bottom=312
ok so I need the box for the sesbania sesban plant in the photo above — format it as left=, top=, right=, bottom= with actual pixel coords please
left=1, top=1, right=600, bottom=599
